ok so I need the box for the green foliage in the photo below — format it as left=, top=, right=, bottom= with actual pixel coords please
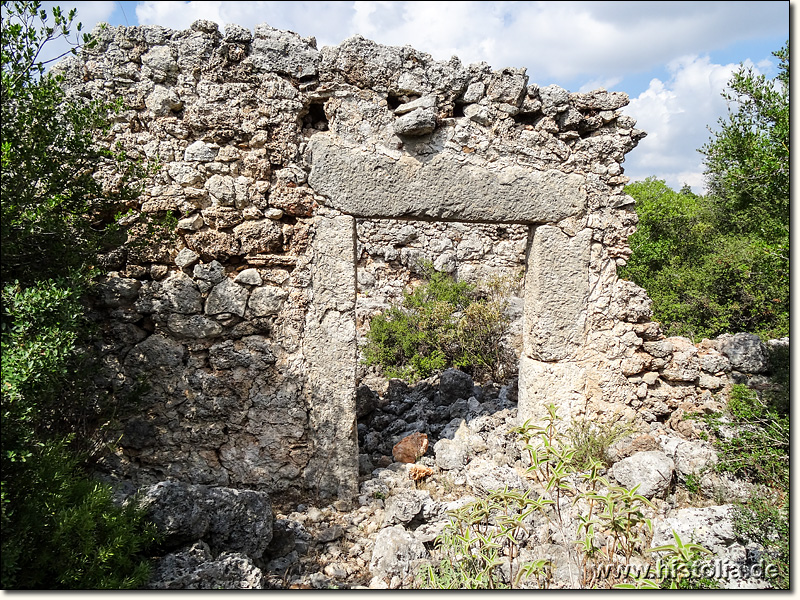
left=1, top=2, right=158, bottom=588
left=620, top=43, right=789, bottom=340
left=362, top=263, right=515, bottom=382
left=1, top=0, right=143, bottom=286
left=619, top=178, right=788, bottom=340
left=702, top=382, right=788, bottom=489
left=1, top=440, right=159, bottom=589
left=566, top=416, right=632, bottom=470
left=421, top=488, right=553, bottom=589
left=422, top=407, right=675, bottom=589
left=732, top=494, right=788, bottom=589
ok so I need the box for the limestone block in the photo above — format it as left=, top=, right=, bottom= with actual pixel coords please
left=369, top=526, right=427, bottom=581
left=233, top=220, right=283, bottom=254
left=465, top=458, right=527, bottom=493
left=461, top=81, right=485, bottom=103
left=175, top=248, right=200, bottom=268
left=523, top=226, right=591, bottom=361
left=382, top=490, right=430, bottom=526
left=250, top=24, right=319, bottom=79
left=433, top=438, right=469, bottom=471
left=205, top=279, right=249, bottom=317
left=248, top=285, right=288, bottom=316
left=308, top=134, right=586, bottom=223
left=393, top=107, right=437, bottom=136
left=610, top=451, right=674, bottom=498
left=487, top=67, right=527, bottom=105
left=185, top=230, right=241, bottom=259
left=147, top=544, right=264, bottom=590
left=140, top=481, right=273, bottom=558
left=718, top=333, right=769, bottom=373
left=184, top=140, right=220, bottom=162
left=234, top=268, right=262, bottom=286
left=193, top=260, right=225, bottom=284
left=518, top=356, right=587, bottom=427
left=167, top=314, right=223, bottom=339
left=302, top=213, right=359, bottom=502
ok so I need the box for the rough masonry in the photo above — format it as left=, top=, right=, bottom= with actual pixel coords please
left=56, top=19, right=673, bottom=503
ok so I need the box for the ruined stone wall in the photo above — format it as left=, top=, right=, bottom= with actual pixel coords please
left=56, top=19, right=669, bottom=503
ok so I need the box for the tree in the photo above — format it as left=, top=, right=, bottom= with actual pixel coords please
left=1, top=1, right=142, bottom=285
left=620, top=43, right=789, bottom=340
left=1, top=2, right=157, bottom=588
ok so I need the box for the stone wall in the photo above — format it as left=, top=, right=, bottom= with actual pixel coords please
left=57, top=19, right=676, bottom=503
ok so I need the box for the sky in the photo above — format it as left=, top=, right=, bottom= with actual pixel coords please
left=29, top=1, right=790, bottom=194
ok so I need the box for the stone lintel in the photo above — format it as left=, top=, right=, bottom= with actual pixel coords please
left=308, top=134, right=586, bottom=224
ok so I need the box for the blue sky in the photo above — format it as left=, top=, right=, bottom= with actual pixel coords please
left=33, top=1, right=790, bottom=193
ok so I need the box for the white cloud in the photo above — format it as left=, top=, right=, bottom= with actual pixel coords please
left=623, top=55, right=745, bottom=193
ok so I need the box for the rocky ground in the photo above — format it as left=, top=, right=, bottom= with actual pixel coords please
left=133, top=366, right=776, bottom=590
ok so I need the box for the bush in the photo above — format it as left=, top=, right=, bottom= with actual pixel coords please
left=1, top=440, right=159, bottom=589
left=362, top=263, right=515, bottom=383
left=1, top=2, right=159, bottom=588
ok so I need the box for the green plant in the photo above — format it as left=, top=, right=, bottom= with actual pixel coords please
left=362, top=262, right=515, bottom=383
left=683, top=473, right=701, bottom=495
left=703, top=383, right=788, bottom=488
left=1, top=440, right=160, bottom=589
left=420, top=407, right=719, bottom=590
left=421, top=487, right=552, bottom=589
left=566, top=415, right=633, bottom=470
left=649, top=530, right=717, bottom=589
left=732, top=494, right=788, bottom=589
left=1, top=2, right=159, bottom=588
left=619, top=42, right=788, bottom=341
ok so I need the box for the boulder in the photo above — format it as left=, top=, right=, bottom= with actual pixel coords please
left=717, top=333, right=769, bottom=373
left=392, top=432, right=428, bottom=463
left=610, top=451, right=674, bottom=498
left=140, top=481, right=273, bottom=558
left=369, top=526, right=428, bottom=581
left=147, top=541, right=263, bottom=589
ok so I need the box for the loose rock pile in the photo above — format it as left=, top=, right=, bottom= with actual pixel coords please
left=139, top=356, right=779, bottom=589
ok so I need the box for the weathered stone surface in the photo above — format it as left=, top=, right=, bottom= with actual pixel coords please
left=658, top=436, right=717, bottom=481
left=433, top=438, right=469, bottom=471
left=167, top=314, right=223, bottom=338
left=99, top=277, right=141, bottom=307
left=205, top=279, right=250, bottom=317
left=140, top=481, right=273, bottom=558
left=518, top=356, right=586, bottom=426
left=175, top=248, right=200, bottom=268
left=524, top=226, right=591, bottom=361
left=610, top=451, right=674, bottom=498
left=233, top=220, right=283, bottom=254
left=147, top=542, right=264, bottom=590
left=465, top=458, right=527, bottom=493
left=393, top=107, right=437, bottom=136
left=248, top=285, right=289, bottom=316
left=302, top=213, right=359, bottom=502
left=382, top=490, right=430, bottom=526
left=717, top=333, right=769, bottom=373
left=234, top=268, right=262, bottom=286
left=308, top=134, right=586, bottom=223
left=369, top=526, right=427, bottom=581
left=250, top=24, right=319, bottom=78
left=392, top=432, right=428, bottom=464
left=193, top=260, right=225, bottom=283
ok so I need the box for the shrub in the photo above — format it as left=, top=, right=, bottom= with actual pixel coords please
left=362, top=263, right=515, bottom=382
left=419, top=405, right=715, bottom=589
left=1, top=2, right=159, bottom=588
left=699, top=343, right=788, bottom=589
